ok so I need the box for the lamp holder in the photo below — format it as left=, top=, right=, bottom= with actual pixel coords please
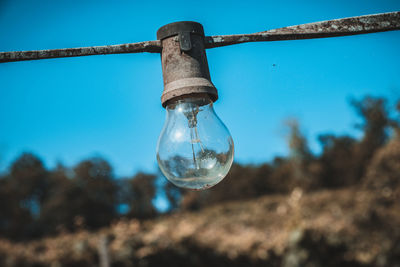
left=157, top=21, right=218, bottom=107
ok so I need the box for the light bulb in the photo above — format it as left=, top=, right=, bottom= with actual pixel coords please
left=156, top=95, right=234, bottom=190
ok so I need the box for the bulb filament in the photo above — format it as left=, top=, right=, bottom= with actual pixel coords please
left=186, top=106, right=205, bottom=169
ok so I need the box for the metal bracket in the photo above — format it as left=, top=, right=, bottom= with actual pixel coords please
left=179, top=31, right=192, bottom=52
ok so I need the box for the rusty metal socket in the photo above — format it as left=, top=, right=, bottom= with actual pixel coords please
left=157, top=21, right=218, bottom=107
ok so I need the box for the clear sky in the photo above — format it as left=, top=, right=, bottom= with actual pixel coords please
left=0, top=0, right=399, bottom=177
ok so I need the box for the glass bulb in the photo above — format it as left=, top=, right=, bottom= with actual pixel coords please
left=156, top=96, right=234, bottom=190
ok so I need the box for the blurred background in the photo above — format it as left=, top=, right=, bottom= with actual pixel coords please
left=0, top=0, right=400, bottom=266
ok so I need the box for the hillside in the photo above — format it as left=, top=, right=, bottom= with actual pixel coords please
left=1, top=137, right=399, bottom=267
left=1, top=186, right=399, bottom=267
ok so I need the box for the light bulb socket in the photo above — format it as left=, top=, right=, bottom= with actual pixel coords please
left=157, top=21, right=218, bottom=107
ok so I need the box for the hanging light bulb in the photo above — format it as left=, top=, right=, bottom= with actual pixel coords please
left=156, top=21, right=234, bottom=189
left=157, top=95, right=234, bottom=189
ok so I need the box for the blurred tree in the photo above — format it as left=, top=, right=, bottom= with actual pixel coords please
left=124, top=173, right=157, bottom=219
left=286, top=119, right=312, bottom=162
left=0, top=175, right=33, bottom=240
left=0, top=153, right=49, bottom=239
left=164, top=180, right=183, bottom=211
left=37, top=158, right=118, bottom=234
left=395, top=100, right=400, bottom=135
left=37, top=164, right=78, bottom=234
left=72, top=158, right=118, bottom=229
left=318, top=135, right=357, bottom=187
left=284, top=119, right=315, bottom=189
left=181, top=163, right=274, bottom=210
left=201, top=163, right=252, bottom=204
left=317, top=96, right=392, bottom=187
left=8, top=153, right=50, bottom=209
left=351, top=96, right=391, bottom=181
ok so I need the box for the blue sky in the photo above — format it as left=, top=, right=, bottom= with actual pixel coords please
left=0, top=0, right=399, bottom=177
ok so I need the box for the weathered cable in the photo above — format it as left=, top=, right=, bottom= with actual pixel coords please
left=0, top=11, right=399, bottom=63
left=205, top=11, right=400, bottom=48
left=0, top=40, right=162, bottom=63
